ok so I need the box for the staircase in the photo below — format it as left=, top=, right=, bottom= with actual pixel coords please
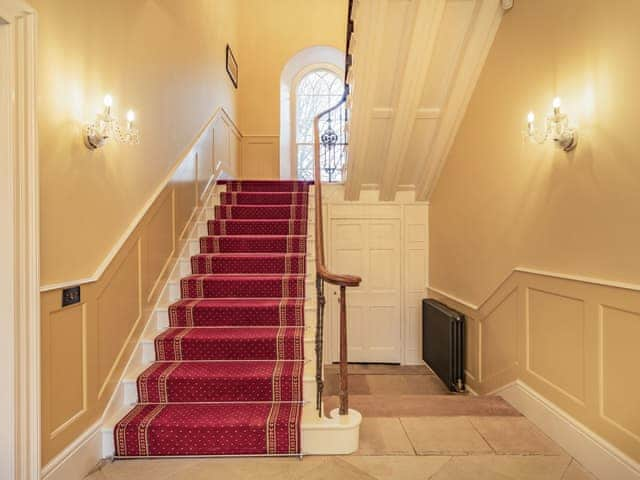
left=104, top=1, right=364, bottom=457
left=111, top=180, right=318, bottom=457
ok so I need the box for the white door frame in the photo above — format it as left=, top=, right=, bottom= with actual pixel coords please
left=0, top=2, right=40, bottom=479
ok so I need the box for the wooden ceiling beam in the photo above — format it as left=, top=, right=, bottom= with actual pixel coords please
left=343, top=0, right=389, bottom=201
left=415, top=0, right=505, bottom=201
left=378, top=0, right=446, bottom=201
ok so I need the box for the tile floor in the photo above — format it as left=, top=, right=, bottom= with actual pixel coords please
left=87, top=365, right=599, bottom=480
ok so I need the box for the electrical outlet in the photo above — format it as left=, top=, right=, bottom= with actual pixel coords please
left=62, top=286, right=81, bottom=307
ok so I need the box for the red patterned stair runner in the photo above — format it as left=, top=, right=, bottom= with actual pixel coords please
left=114, top=180, right=311, bottom=457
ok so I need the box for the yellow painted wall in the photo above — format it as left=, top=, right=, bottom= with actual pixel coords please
left=33, top=0, right=243, bottom=465
left=33, top=0, right=239, bottom=286
left=429, top=0, right=640, bottom=464
left=237, top=0, right=347, bottom=177
left=430, top=0, right=640, bottom=303
left=238, top=0, right=347, bottom=134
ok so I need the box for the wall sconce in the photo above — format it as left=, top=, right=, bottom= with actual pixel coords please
left=524, top=97, right=577, bottom=151
left=84, top=94, right=140, bottom=150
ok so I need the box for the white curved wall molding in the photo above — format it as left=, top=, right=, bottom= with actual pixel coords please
left=40, top=107, right=241, bottom=292
left=429, top=266, right=640, bottom=312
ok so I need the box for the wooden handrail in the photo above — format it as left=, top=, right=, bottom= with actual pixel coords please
left=313, top=94, right=361, bottom=417
left=312, top=97, right=362, bottom=288
left=312, top=0, right=359, bottom=418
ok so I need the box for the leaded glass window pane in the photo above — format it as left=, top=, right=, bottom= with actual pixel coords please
left=295, top=69, right=347, bottom=183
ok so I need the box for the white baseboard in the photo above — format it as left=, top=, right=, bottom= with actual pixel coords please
left=465, top=384, right=478, bottom=396
left=41, top=422, right=102, bottom=480
left=495, top=381, right=640, bottom=480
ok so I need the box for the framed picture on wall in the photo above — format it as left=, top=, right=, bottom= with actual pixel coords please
left=226, top=44, right=238, bottom=89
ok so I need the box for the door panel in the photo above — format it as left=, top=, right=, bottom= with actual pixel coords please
left=329, top=218, right=401, bottom=363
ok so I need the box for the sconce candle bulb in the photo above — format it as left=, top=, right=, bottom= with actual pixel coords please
left=527, top=111, right=535, bottom=134
left=103, top=94, right=113, bottom=115
left=126, top=110, right=135, bottom=129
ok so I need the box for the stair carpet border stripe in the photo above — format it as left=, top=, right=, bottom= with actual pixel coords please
left=167, top=298, right=307, bottom=327
left=114, top=180, right=310, bottom=457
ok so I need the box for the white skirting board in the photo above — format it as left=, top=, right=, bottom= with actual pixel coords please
left=495, top=381, right=640, bottom=480
left=41, top=422, right=102, bottom=480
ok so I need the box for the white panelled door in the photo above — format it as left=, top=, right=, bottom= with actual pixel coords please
left=328, top=218, right=402, bottom=363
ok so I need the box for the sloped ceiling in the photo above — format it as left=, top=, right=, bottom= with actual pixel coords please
left=345, top=0, right=508, bottom=200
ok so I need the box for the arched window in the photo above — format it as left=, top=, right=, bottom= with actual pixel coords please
left=294, top=68, right=346, bottom=182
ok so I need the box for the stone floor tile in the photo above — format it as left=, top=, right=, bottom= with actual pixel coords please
left=355, top=417, right=416, bottom=455
left=324, top=373, right=371, bottom=395
left=99, top=458, right=196, bottom=480
left=469, top=416, right=565, bottom=455
left=85, top=470, right=110, bottom=480
left=289, top=457, right=378, bottom=480
left=400, top=416, right=492, bottom=455
left=431, top=454, right=572, bottom=480
left=324, top=394, right=521, bottom=418
left=365, top=375, right=449, bottom=395
left=163, top=456, right=326, bottom=480
left=341, top=455, right=451, bottom=480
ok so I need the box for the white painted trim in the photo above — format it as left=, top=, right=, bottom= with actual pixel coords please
left=464, top=385, right=478, bottom=396
left=495, top=381, right=640, bottom=480
left=514, top=266, right=640, bottom=293
left=40, top=107, right=240, bottom=292
left=428, top=285, right=480, bottom=310
left=428, top=266, right=640, bottom=312
left=40, top=422, right=102, bottom=480
left=415, top=108, right=441, bottom=119
left=371, top=107, right=393, bottom=119
left=279, top=46, right=345, bottom=180
left=0, top=4, right=40, bottom=480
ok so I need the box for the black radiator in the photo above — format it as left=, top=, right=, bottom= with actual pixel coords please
left=422, top=299, right=465, bottom=392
